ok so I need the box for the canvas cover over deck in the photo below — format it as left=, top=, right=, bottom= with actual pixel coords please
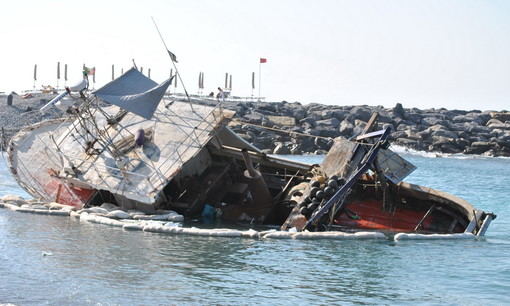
left=92, top=67, right=173, bottom=119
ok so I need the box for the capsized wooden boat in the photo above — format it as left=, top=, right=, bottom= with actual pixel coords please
left=5, top=68, right=496, bottom=236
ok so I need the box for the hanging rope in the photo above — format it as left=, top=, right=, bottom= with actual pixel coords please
left=230, top=118, right=332, bottom=140
left=229, top=118, right=376, bottom=146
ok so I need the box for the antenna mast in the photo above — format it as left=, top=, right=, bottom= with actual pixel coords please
left=151, top=16, right=191, bottom=103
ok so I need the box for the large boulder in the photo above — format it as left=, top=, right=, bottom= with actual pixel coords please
left=378, top=112, right=394, bottom=123
left=350, top=106, right=372, bottom=122
left=266, top=115, right=296, bottom=127
left=338, top=121, right=354, bottom=136
left=301, top=121, right=314, bottom=131
left=464, top=142, right=494, bottom=155
left=299, top=117, right=316, bottom=127
left=331, top=110, right=347, bottom=121
left=421, top=117, right=451, bottom=128
left=295, top=137, right=317, bottom=153
left=405, top=130, right=422, bottom=141
left=470, top=112, right=491, bottom=125
left=404, top=113, right=422, bottom=124
left=314, top=137, right=332, bottom=151
left=440, top=144, right=463, bottom=154
left=243, top=112, right=265, bottom=124
left=431, top=128, right=458, bottom=139
left=315, top=125, right=339, bottom=138
left=487, top=119, right=510, bottom=130
left=392, top=103, right=405, bottom=118
left=252, top=135, right=275, bottom=150
left=395, top=138, right=426, bottom=151
left=315, top=118, right=340, bottom=128
left=451, top=112, right=490, bottom=126
left=257, top=102, right=279, bottom=113
left=320, top=110, right=333, bottom=120
left=490, top=112, right=510, bottom=122
left=273, top=142, right=291, bottom=154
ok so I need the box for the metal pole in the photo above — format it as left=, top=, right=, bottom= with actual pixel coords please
left=152, top=16, right=192, bottom=106
left=258, top=62, right=261, bottom=100
left=57, top=62, right=60, bottom=90
left=33, top=64, right=37, bottom=92
left=251, top=72, right=255, bottom=98
left=198, top=71, right=201, bottom=94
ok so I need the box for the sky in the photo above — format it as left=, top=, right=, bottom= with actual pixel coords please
left=1, top=0, right=509, bottom=111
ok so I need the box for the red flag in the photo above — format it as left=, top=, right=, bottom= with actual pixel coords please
left=260, top=58, right=267, bottom=63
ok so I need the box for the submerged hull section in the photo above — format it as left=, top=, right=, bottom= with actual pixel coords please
left=333, top=188, right=470, bottom=233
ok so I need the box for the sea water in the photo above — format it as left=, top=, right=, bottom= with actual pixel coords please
left=0, top=150, right=509, bottom=305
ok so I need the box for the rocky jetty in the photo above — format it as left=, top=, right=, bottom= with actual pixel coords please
left=1, top=92, right=509, bottom=157
left=222, top=101, right=510, bottom=157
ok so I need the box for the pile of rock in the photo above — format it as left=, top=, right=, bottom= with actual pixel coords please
left=0, top=92, right=64, bottom=142
left=2, top=92, right=509, bottom=157
left=225, top=100, right=510, bottom=157
left=389, top=104, right=510, bottom=156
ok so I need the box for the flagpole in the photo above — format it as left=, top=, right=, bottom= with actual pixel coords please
left=33, top=64, right=37, bottom=93
left=258, top=61, right=261, bottom=101
left=198, top=71, right=201, bottom=94
left=251, top=72, right=254, bottom=99
left=64, top=64, right=68, bottom=87
left=57, top=62, right=60, bottom=90
left=151, top=16, right=193, bottom=107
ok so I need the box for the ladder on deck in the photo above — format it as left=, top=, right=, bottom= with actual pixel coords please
left=301, top=127, right=392, bottom=231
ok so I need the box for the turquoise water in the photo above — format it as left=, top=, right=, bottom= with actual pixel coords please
left=0, top=152, right=509, bottom=305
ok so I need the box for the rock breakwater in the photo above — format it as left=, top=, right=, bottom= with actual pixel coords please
left=223, top=100, right=510, bottom=157
left=2, top=92, right=509, bottom=157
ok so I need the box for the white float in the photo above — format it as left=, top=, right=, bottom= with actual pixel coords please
left=394, top=232, right=475, bottom=241
left=261, top=230, right=386, bottom=240
left=9, top=195, right=479, bottom=242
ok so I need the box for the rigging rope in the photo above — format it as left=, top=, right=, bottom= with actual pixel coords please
left=229, top=118, right=376, bottom=146
left=230, top=118, right=333, bottom=140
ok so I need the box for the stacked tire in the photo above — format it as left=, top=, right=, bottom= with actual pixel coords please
left=297, top=175, right=346, bottom=218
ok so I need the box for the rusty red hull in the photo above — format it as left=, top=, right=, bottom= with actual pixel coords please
left=334, top=199, right=465, bottom=233
left=40, top=177, right=95, bottom=208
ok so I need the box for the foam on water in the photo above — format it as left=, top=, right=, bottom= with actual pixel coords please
left=389, top=144, right=510, bottom=160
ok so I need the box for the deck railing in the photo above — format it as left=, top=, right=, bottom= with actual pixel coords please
left=44, top=96, right=230, bottom=202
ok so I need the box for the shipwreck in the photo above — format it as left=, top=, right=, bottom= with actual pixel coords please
left=4, top=67, right=496, bottom=236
